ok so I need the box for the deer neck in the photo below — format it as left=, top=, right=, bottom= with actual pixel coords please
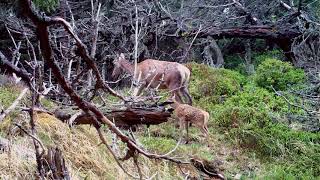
left=170, top=101, right=180, bottom=109
left=119, top=59, right=135, bottom=75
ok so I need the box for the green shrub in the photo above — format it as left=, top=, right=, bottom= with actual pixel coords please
left=0, top=86, right=21, bottom=109
left=225, top=50, right=285, bottom=75
left=207, top=84, right=303, bottom=127
left=234, top=123, right=320, bottom=178
left=255, top=58, right=305, bottom=91
left=204, top=84, right=319, bottom=178
left=224, top=54, right=243, bottom=70
left=33, top=0, right=59, bottom=12
left=187, top=63, right=245, bottom=104
left=253, top=50, right=285, bottom=67
left=262, top=164, right=316, bottom=180
left=186, top=62, right=317, bottom=179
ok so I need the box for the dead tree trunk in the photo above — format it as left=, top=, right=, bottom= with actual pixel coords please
left=203, top=38, right=224, bottom=68
left=42, top=147, right=70, bottom=180
left=244, top=39, right=254, bottom=74
left=55, top=105, right=174, bottom=129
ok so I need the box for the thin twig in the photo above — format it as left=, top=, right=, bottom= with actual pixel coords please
left=182, top=25, right=202, bottom=62
left=0, top=88, right=29, bottom=122
left=161, top=137, right=182, bottom=157
left=96, top=127, right=140, bottom=179
left=133, top=154, right=143, bottom=180
left=14, top=123, right=46, bottom=156
left=272, top=86, right=316, bottom=115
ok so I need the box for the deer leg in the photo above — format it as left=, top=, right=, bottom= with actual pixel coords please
left=199, top=125, right=209, bottom=146
left=200, top=126, right=209, bottom=139
left=173, top=90, right=184, bottom=103
left=168, top=82, right=184, bottom=103
left=180, top=87, right=193, bottom=105
left=179, top=117, right=187, bottom=143
left=133, top=84, right=145, bottom=96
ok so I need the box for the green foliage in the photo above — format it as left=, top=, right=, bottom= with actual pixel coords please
left=237, top=123, right=320, bottom=178
left=253, top=50, right=285, bottom=67
left=261, top=164, right=316, bottom=180
left=186, top=62, right=317, bottom=178
left=0, top=86, right=21, bottom=109
left=201, top=84, right=319, bottom=178
left=140, top=135, right=214, bottom=160
left=300, top=0, right=320, bottom=18
left=33, top=0, right=59, bottom=13
left=224, top=54, right=243, bottom=70
left=208, top=85, right=287, bottom=128
left=40, top=98, right=56, bottom=109
left=255, top=58, right=305, bottom=91
left=209, top=91, right=319, bottom=178
left=224, top=50, right=285, bottom=75
left=187, top=63, right=245, bottom=104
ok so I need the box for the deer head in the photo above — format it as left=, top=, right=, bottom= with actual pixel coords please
left=112, top=53, right=126, bottom=78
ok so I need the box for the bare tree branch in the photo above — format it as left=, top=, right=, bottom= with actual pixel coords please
left=20, top=0, right=189, bottom=167
left=0, top=88, right=29, bottom=122
left=0, top=51, right=32, bottom=86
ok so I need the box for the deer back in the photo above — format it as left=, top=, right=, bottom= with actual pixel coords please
left=137, top=59, right=190, bottom=89
left=112, top=53, right=191, bottom=90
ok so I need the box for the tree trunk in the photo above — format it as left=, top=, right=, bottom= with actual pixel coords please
left=42, top=147, right=70, bottom=180
left=55, top=106, right=174, bottom=129
left=245, top=40, right=254, bottom=74
left=203, top=38, right=224, bottom=68
left=211, top=39, right=224, bottom=68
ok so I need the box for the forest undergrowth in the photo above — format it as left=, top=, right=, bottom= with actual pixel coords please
left=0, top=52, right=319, bottom=179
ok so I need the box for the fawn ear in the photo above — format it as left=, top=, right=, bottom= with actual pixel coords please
left=119, top=53, right=125, bottom=60
left=171, top=94, right=176, bottom=102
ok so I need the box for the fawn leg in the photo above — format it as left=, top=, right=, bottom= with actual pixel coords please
left=185, top=121, right=190, bottom=144
left=179, top=118, right=187, bottom=143
left=200, top=126, right=209, bottom=146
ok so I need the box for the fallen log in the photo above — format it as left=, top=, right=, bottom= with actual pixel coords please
left=52, top=103, right=174, bottom=129
left=72, top=106, right=174, bottom=129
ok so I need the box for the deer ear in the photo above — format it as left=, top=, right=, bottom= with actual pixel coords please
left=119, top=53, right=125, bottom=60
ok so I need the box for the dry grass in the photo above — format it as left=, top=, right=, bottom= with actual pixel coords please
left=0, top=113, right=131, bottom=179
left=0, top=112, right=262, bottom=179
left=35, top=113, right=133, bottom=179
left=0, top=112, right=191, bottom=179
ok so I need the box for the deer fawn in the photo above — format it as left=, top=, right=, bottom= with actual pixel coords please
left=171, top=95, right=209, bottom=143
left=112, top=53, right=193, bottom=105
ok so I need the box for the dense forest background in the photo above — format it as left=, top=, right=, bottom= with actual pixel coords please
left=0, top=0, right=320, bottom=179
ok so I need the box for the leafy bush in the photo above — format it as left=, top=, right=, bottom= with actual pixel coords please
left=234, top=122, right=320, bottom=178
left=33, top=0, right=59, bottom=12
left=224, top=50, right=285, bottom=75
left=224, top=54, right=243, bottom=70
left=0, top=86, right=21, bottom=109
left=252, top=50, right=285, bottom=67
left=187, top=63, right=245, bottom=104
left=203, top=84, right=319, bottom=178
left=206, top=84, right=304, bottom=126
left=255, top=58, right=305, bottom=91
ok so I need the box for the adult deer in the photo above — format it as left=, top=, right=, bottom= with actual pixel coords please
left=112, top=53, right=192, bottom=105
